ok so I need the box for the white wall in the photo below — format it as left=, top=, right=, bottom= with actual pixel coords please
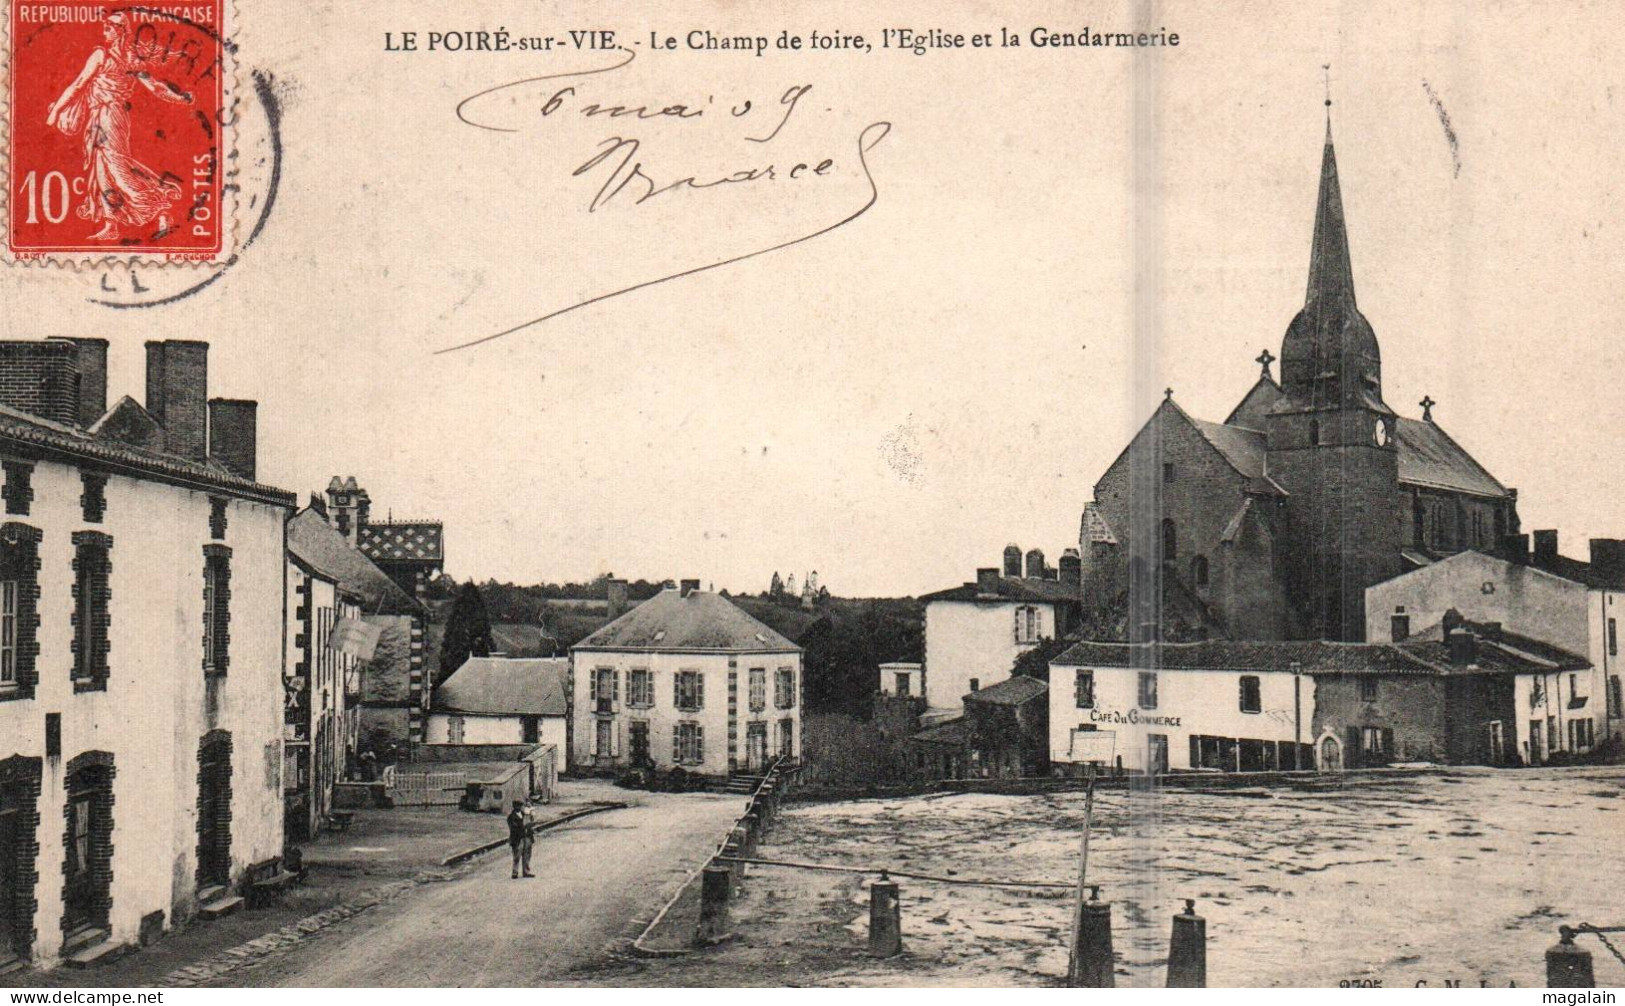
left=426, top=712, right=566, bottom=750
left=1366, top=552, right=1589, bottom=652
left=1049, top=663, right=1311, bottom=772
left=569, top=648, right=802, bottom=775
left=925, top=600, right=1056, bottom=709
left=0, top=458, right=287, bottom=967
left=878, top=662, right=921, bottom=698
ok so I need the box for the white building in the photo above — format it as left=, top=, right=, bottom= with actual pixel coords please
left=1365, top=540, right=1620, bottom=762
left=1048, top=641, right=1313, bottom=774
left=0, top=338, right=293, bottom=969
left=878, top=661, right=922, bottom=698
left=570, top=582, right=802, bottom=778
left=428, top=656, right=568, bottom=750
left=920, top=563, right=1081, bottom=717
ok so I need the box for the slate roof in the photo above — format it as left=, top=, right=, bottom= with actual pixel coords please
left=0, top=399, right=293, bottom=507
left=920, top=576, right=1081, bottom=605
left=287, top=508, right=422, bottom=617
left=573, top=588, right=800, bottom=653
left=1052, top=636, right=1587, bottom=676
left=1392, top=418, right=1509, bottom=498
left=434, top=656, right=567, bottom=717
left=965, top=675, right=1048, bottom=706
left=359, top=521, right=444, bottom=563
left=909, top=716, right=972, bottom=746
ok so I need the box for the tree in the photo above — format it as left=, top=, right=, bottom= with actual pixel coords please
left=770, top=571, right=784, bottom=598
left=1011, top=636, right=1071, bottom=680
left=437, top=582, right=494, bottom=687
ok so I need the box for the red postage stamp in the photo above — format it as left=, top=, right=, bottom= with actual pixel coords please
left=5, top=1, right=231, bottom=263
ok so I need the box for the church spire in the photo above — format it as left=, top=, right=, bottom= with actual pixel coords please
left=1305, top=114, right=1356, bottom=308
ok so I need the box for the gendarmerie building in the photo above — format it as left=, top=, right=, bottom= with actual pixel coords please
left=1078, top=111, right=1520, bottom=644
left=0, top=339, right=292, bottom=969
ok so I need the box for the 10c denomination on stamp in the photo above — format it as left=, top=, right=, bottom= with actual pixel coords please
left=6, top=1, right=231, bottom=263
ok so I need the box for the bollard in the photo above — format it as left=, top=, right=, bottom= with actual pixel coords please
left=868, top=872, right=903, bottom=958
left=758, top=783, right=776, bottom=826
left=1166, top=899, right=1207, bottom=988
left=1071, top=886, right=1116, bottom=988
left=723, top=831, right=747, bottom=892
left=694, top=863, right=733, bottom=946
left=1547, top=928, right=1596, bottom=988
left=742, top=812, right=761, bottom=855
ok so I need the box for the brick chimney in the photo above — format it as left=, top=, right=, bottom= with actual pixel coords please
left=50, top=337, right=106, bottom=427
left=1025, top=548, right=1046, bottom=580
left=1502, top=533, right=1531, bottom=566
left=208, top=398, right=257, bottom=481
left=145, top=340, right=209, bottom=462
left=606, top=577, right=628, bottom=619
left=1059, top=548, right=1082, bottom=587
left=680, top=578, right=701, bottom=597
left=1003, top=544, right=1022, bottom=578
left=1532, top=529, right=1559, bottom=570
left=976, top=567, right=1000, bottom=594
left=1590, top=539, right=1625, bottom=589
left=1448, top=629, right=1478, bottom=666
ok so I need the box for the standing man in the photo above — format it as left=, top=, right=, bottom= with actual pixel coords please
left=507, top=800, right=535, bottom=879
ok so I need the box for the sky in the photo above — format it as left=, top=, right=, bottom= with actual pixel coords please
left=9, top=0, right=1625, bottom=597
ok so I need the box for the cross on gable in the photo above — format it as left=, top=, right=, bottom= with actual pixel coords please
left=1164, top=387, right=1174, bottom=400
left=1256, top=348, right=1276, bottom=378
left=1420, top=395, right=1437, bottom=422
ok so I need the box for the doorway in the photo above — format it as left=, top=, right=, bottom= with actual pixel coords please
left=196, top=733, right=232, bottom=893
left=745, top=722, right=768, bottom=772
left=1318, top=734, right=1343, bottom=772
left=628, top=721, right=650, bottom=767
left=1146, top=733, right=1169, bottom=775
left=1488, top=721, right=1505, bottom=764
left=62, top=760, right=112, bottom=937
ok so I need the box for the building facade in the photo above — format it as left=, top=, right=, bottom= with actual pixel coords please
left=428, top=656, right=567, bottom=750
left=569, top=584, right=802, bottom=779
left=878, top=661, right=923, bottom=699
left=282, top=551, right=363, bottom=843
left=920, top=562, right=1081, bottom=715
left=1078, top=114, right=1520, bottom=644
left=0, top=338, right=293, bottom=969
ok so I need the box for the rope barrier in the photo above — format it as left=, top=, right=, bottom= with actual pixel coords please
left=713, top=854, right=1076, bottom=891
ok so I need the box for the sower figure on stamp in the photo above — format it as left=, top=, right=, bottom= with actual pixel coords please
left=508, top=800, right=535, bottom=879
left=44, top=11, right=191, bottom=241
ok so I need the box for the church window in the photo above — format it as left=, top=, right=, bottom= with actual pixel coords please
left=1360, top=677, right=1379, bottom=702
left=1309, top=419, right=1320, bottom=446
left=1391, top=610, right=1410, bottom=642
left=1192, top=555, right=1209, bottom=587
left=1163, top=462, right=1175, bottom=483
left=1161, top=519, right=1177, bottom=564
left=1610, top=618, right=1618, bottom=657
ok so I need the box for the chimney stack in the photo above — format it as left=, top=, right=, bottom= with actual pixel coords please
left=1502, top=533, right=1531, bottom=566
left=680, top=578, right=701, bottom=597
left=606, top=577, right=629, bottom=619
left=145, top=340, right=209, bottom=462
left=208, top=398, right=257, bottom=481
left=1059, top=548, right=1082, bottom=587
left=1448, top=629, right=1478, bottom=666
left=976, top=567, right=1000, bottom=595
left=1025, top=548, right=1046, bottom=580
left=1003, top=544, right=1022, bottom=578
left=1532, top=529, right=1559, bottom=570
left=51, top=337, right=107, bottom=427
left=1589, top=539, right=1625, bottom=590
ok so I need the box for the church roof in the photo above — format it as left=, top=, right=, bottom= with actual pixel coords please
left=1392, top=418, right=1509, bottom=498
left=573, top=587, right=800, bottom=653
left=1306, top=119, right=1357, bottom=309
left=1224, top=373, right=1281, bottom=429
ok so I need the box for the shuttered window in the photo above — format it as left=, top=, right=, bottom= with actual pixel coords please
left=1074, top=669, right=1094, bottom=709
left=774, top=667, right=796, bottom=709
left=748, top=668, right=766, bottom=712
left=675, top=670, right=704, bottom=712
left=673, top=721, right=703, bottom=764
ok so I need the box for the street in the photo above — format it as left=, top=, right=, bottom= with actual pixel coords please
left=214, top=790, right=743, bottom=987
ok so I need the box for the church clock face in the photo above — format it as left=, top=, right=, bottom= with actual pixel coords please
left=1373, top=419, right=1390, bottom=447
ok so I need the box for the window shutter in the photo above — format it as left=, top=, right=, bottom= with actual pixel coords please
left=696, top=725, right=704, bottom=762
left=696, top=673, right=704, bottom=710
left=591, top=721, right=601, bottom=756
left=1013, top=608, right=1021, bottom=642
left=612, top=719, right=622, bottom=757
left=1345, top=726, right=1362, bottom=766
left=589, top=672, right=598, bottom=702
left=672, top=727, right=680, bottom=763
left=613, top=669, right=621, bottom=708
left=1381, top=727, right=1395, bottom=759
left=674, top=673, right=681, bottom=708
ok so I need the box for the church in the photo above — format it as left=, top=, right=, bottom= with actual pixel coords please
left=1078, top=113, right=1521, bottom=643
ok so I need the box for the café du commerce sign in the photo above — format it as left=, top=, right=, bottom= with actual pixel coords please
left=1087, top=708, right=1183, bottom=728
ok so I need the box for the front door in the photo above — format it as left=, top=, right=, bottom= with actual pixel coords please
left=196, top=735, right=232, bottom=891
left=629, top=721, right=650, bottom=767
left=594, top=719, right=613, bottom=763
left=1488, top=721, right=1505, bottom=764
left=745, top=723, right=767, bottom=772
left=522, top=716, right=540, bottom=744
left=0, top=788, right=16, bottom=960
left=1147, top=733, right=1169, bottom=775
left=63, top=789, right=96, bottom=933
left=1319, top=735, right=1343, bottom=772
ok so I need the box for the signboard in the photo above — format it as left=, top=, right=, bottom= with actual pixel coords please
left=1069, top=729, right=1116, bottom=764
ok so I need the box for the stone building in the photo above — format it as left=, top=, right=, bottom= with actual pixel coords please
left=569, top=582, right=802, bottom=779
left=0, top=338, right=293, bottom=969
left=1078, top=113, right=1520, bottom=644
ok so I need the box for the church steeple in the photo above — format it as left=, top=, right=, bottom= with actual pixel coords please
left=1306, top=119, right=1356, bottom=308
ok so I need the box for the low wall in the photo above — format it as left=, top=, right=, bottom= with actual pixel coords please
left=333, top=781, right=390, bottom=809
left=416, top=743, right=539, bottom=763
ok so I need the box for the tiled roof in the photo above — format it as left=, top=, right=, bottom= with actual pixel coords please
left=1191, top=418, right=1268, bottom=480
left=965, top=675, right=1048, bottom=706
left=573, top=588, right=800, bottom=652
left=287, top=508, right=422, bottom=617
left=921, top=576, right=1081, bottom=605
left=910, top=716, right=972, bottom=746
left=434, top=656, right=567, bottom=717
left=0, top=400, right=293, bottom=506
left=1052, top=636, right=1587, bottom=676
left=359, top=521, right=444, bottom=563
left=1393, top=418, right=1509, bottom=498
